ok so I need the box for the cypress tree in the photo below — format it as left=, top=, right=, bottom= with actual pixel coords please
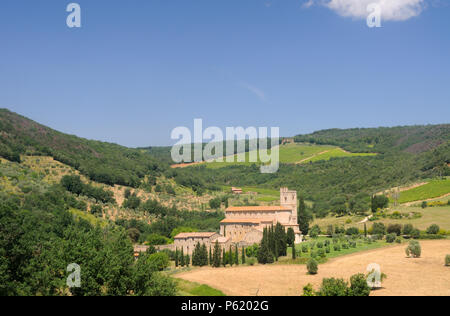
left=180, top=248, right=185, bottom=267
left=175, top=247, right=179, bottom=267
left=242, top=246, right=246, bottom=264
left=235, top=245, right=239, bottom=265
left=185, top=255, right=190, bottom=267
left=213, top=241, right=221, bottom=267
left=209, top=246, right=212, bottom=266
left=229, top=246, right=233, bottom=267
left=222, top=248, right=226, bottom=267
left=292, top=243, right=296, bottom=260
left=364, top=223, right=368, bottom=237
left=201, top=244, right=208, bottom=266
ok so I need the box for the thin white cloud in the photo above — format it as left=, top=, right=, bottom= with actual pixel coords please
left=303, top=0, right=427, bottom=21
left=239, top=82, right=267, bottom=102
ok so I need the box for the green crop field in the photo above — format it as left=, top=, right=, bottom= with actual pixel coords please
left=398, top=178, right=450, bottom=204
left=203, top=143, right=374, bottom=169
left=302, top=148, right=376, bottom=163
left=176, top=279, right=225, bottom=296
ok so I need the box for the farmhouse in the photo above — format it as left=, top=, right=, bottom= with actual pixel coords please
left=220, top=187, right=302, bottom=245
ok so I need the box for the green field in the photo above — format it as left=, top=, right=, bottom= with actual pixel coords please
left=280, top=236, right=390, bottom=264
left=176, top=279, right=225, bottom=296
left=203, top=143, right=375, bottom=169
left=312, top=205, right=450, bottom=231
left=398, top=178, right=450, bottom=204
left=303, top=148, right=376, bottom=163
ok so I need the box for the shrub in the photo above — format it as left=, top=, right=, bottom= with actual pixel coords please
left=309, top=225, right=320, bottom=238
left=325, top=246, right=331, bottom=254
left=445, top=255, right=450, bottom=267
left=411, top=229, right=421, bottom=239
left=372, top=223, right=386, bottom=236
left=403, top=224, right=414, bottom=235
left=247, top=258, right=256, bottom=266
left=302, top=284, right=316, bottom=296
left=395, top=237, right=402, bottom=244
left=333, top=244, right=341, bottom=251
left=405, top=240, right=421, bottom=258
left=307, top=258, right=318, bottom=275
left=387, top=224, right=402, bottom=236
left=317, top=278, right=349, bottom=296
left=421, top=201, right=428, bottom=209
left=324, top=239, right=331, bottom=247
left=310, top=250, right=318, bottom=259
left=342, top=243, right=349, bottom=249
left=349, top=241, right=357, bottom=248
left=386, top=233, right=396, bottom=243
left=349, top=273, right=371, bottom=297
left=426, top=224, right=440, bottom=235
left=346, top=227, right=359, bottom=236
left=318, top=249, right=326, bottom=258
left=301, top=244, right=309, bottom=253
left=317, top=242, right=324, bottom=249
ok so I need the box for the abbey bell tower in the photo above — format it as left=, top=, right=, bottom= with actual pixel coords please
left=280, top=187, right=297, bottom=225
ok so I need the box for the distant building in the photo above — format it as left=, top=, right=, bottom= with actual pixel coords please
left=231, top=187, right=243, bottom=194
left=173, top=232, right=230, bottom=255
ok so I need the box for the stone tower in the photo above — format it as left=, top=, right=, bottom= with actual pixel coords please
left=280, top=187, right=297, bottom=225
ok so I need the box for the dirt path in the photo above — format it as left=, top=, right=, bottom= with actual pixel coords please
left=175, top=240, right=450, bottom=296
left=295, top=150, right=331, bottom=165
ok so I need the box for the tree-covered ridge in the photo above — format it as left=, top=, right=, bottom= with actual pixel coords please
left=294, top=125, right=450, bottom=154
left=0, top=109, right=167, bottom=187
left=0, top=170, right=176, bottom=296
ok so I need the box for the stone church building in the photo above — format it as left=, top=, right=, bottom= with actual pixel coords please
left=171, top=187, right=303, bottom=254
left=220, top=187, right=302, bottom=245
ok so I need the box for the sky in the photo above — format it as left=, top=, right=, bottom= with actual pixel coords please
left=1, top=0, right=450, bottom=147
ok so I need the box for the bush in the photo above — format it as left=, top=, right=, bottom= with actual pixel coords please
left=333, top=244, right=341, bottom=251
left=302, top=284, right=316, bottom=296
left=301, top=244, right=309, bottom=253
left=309, top=225, right=320, bottom=238
left=346, top=227, right=359, bottom=236
left=317, top=278, right=349, bottom=296
left=349, top=273, right=371, bottom=297
left=405, top=240, right=421, bottom=258
left=421, top=201, right=428, bottom=209
left=307, top=258, right=318, bottom=275
left=411, top=228, right=421, bottom=239
left=426, top=224, right=440, bottom=235
left=147, top=252, right=170, bottom=271
left=325, top=246, right=331, bottom=254
left=342, top=243, right=349, bottom=249
left=247, top=258, right=256, bottom=266
left=349, top=241, right=357, bottom=248
left=318, top=249, right=326, bottom=258
left=386, top=233, right=397, bottom=243
left=324, top=239, right=331, bottom=247
left=372, top=223, right=386, bottom=236
left=403, top=224, right=414, bottom=235
left=395, top=237, right=402, bottom=244
left=317, top=242, right=324, bottom=249
left=387, top=224, right=402, bottom=236
left=446, top=255, right=450, bottom=267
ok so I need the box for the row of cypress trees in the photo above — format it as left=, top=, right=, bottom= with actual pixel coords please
left=257, top=223, right=289, bottom=264
left=176, top=242, right=247, bottom=268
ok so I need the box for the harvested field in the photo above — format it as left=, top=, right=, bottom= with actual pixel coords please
left=175, top=240, right=450, bottom=296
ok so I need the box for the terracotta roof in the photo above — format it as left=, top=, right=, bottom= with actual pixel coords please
left=220, top=218, right=262, bottom=224
left=174, top=232, right=217, bottom=239
left=226, top=206, right=290, bottom=212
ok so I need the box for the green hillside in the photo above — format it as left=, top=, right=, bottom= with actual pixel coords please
left=0, top=109, right=167, bottom=187
left=398, top=178, right=450, bottom=204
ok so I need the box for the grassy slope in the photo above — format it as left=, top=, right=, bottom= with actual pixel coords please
left=398, top=178, right=450, bottom=203
left=176, top=279, right=226, bottom=296
left=203, top=143, right=374, bottom=169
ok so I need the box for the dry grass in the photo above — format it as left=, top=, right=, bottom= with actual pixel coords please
left=175, top=240, right=450, bottom=296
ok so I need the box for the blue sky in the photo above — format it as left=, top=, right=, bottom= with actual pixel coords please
left=1, top=0, right=449, bottom=146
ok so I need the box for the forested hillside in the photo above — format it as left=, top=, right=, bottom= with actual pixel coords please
left=0, top=109, right=167, bottom=187
left=294, top=125, right=450, bottom=154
